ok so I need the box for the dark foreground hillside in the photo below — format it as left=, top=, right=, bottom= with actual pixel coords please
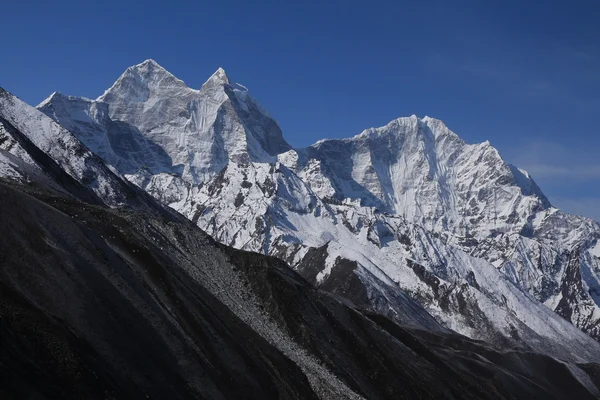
left=0, top=180, right=599, bottom=399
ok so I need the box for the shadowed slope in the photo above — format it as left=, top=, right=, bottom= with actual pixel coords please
left=0, top=178, right=598, bottom=399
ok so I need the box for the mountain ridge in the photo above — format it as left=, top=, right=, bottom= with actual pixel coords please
left=34, top=60, right=600, bottom=358
left=6, top=84, right=600, bottom=397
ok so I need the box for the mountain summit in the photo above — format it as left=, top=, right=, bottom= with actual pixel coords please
left=205, top=66, right=230, bottom=85
left=285, top=114, right=552, bottom=239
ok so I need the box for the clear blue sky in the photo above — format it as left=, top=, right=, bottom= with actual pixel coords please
left=3, top=0, right=600, bottom=219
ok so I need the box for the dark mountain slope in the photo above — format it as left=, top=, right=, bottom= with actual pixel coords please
left=227, top=247, right=600, bottom=400
left=0, top=178, right=598, bottom=399
left=0, top=181, right=317, bottom=400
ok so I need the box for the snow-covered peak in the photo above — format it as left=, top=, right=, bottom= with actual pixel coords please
left=125, top=58, right=166, bottom=75
left=37, top=91, right=60, bottom=108
left=285, top=113, right=551, bottom=240
left=40, top=61, right=291, bottom=183
left=356, top=115, right=420, bottom=139
left=137, top=58, right=163, bottom=69
left=123, top=58, right=176, bottom=81
left=94, top=59, right=198, bottom=134
left=203, top=67, right=230, bottom=86
left=97, top=59, right=193, bottom=105
left=333, top=115, right=462, bottom=145
left=37, top=91, right=93, bottom=108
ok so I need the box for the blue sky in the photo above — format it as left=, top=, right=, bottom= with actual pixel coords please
left=3, top=0, right=600, bottom=219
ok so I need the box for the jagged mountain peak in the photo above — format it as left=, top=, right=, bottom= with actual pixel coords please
left=97, top=59, right=193, bottom=104
left=204, top=66, right=231, bottom=86
left=137, top=58, right=162, bottom=68
left=99, top=61, right=234, bottom=103
left=292, top=113, right=552, bottom=240
left=420, top=115, right=463, bottom=139
left=125, top=58, right=174, bottom=79
left=37, top=93, right=112, bottom=140
left=39, top=61, right=291, bottom=183
left=37, top=91, right=61, bottom=108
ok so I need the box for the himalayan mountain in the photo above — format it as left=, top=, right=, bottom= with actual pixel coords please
left=0, top=59, right=599, bottom=399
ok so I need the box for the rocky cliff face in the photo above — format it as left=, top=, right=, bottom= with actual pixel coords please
left=36, top=60, right=600, bottom=358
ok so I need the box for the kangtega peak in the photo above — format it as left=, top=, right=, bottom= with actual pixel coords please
left=36, top=60, right=600, bottom=361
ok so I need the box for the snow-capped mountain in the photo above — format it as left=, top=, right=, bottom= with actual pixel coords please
left=40, top=59, right=291, bottom=184
left=283, top=115, right=551, bottom=239
left=37, top=60, right=600, bottom=361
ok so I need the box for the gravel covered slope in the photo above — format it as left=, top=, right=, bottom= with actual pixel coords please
left=1, top=178, right=599, bottom=399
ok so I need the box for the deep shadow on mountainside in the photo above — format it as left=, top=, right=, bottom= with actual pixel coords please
left=1, top=178, right=600, bottom=399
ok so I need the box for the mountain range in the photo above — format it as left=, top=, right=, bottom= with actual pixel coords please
left=1, top=59, right=600, bottom=398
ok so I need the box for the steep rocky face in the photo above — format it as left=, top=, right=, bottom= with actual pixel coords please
left=96, top=59, right=198, bottom=130
left=498, top=237, right=600, bottom=340
left=36, top=61, right=600, bottom=354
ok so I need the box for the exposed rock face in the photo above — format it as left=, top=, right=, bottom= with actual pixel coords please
left=33, top=61, right=600, bottom=358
